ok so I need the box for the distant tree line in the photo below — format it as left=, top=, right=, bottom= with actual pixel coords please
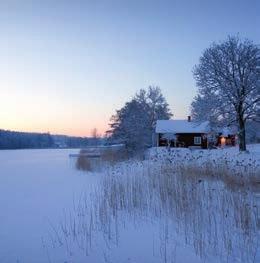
left=0, top=130, right=54, bottom=149
left=53, top=133, right=103, bottom=148
left=0, top=130, right=103, bottom=149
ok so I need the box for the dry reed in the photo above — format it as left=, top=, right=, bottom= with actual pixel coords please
left=76, top=150, right=92, bottom=171
left=50, top=156, right=259, bottom=262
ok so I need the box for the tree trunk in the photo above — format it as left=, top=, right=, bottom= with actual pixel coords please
left=238, top=118, right=246, bottom=151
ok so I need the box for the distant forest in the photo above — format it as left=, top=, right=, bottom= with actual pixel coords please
left=0, top=129, right=102, bottom=149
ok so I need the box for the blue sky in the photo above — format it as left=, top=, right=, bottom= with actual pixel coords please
left=0, top=0, right=259, bottom=136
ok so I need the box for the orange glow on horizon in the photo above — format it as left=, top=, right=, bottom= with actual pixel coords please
left=0, top=123, right=109, bottom=137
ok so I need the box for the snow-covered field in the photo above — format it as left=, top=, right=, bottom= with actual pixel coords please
left=148, top=144, right=260, bottom=169
left=0, top=147, right=259, bottom=263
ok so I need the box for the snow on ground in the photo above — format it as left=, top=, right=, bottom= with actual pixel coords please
left=0, top=146, right=259, bottom=263
left=0, top=149, right=209, bottom=263
left=148, top=144, right=260, bottom=172
left=0, top=149, right=94, bottom=263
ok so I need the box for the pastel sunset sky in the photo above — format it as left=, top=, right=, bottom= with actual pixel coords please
left=0, top=0, right=259, bottom=136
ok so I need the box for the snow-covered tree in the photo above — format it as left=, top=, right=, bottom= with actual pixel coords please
left=191, top=93, right=223, bottom=128
left=107, top=86, right=172, bottom=154
left=107, top=99, right=150, bottom=154
left=135, top=86, right=173, bottom=145
left=191, top=92, right=234, bottom=130
left=193, top=36, right=260, bottom=151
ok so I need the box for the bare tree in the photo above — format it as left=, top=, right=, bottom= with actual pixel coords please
left=193, top=36, right=260, bottom=151
left=91, top=128, right=100, bottom=146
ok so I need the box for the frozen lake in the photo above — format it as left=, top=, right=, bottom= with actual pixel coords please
left=0, top=149, right=88, bottom=262
left=0, top=149, right=258, bottom=263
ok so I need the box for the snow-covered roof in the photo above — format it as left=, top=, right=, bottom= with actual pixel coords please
left=216, top=126, right=237, bottom=136
left=156, top=120, right=210, bottom=134
left=221, top=127, right=234, bottom=136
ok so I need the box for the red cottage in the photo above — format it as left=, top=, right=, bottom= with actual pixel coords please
left=156, top=117, right=210, bottom=149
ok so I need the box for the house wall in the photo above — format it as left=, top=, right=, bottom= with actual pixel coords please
left=158, top=133, right=208, bottom=149
left=176, top=133, right=208, bottom=149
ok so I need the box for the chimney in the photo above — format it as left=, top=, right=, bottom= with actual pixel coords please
left=187, top=116, right=191, bottom=122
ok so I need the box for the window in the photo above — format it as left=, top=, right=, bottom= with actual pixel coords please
left=194, top=136, right=201, bottom=145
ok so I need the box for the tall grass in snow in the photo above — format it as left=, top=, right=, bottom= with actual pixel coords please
left=49, top=155, right=259, bottom=262
left=76, top=147, right=128, bottom=172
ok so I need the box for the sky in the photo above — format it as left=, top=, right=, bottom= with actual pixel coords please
left=0, top=0, right=259, bottom=136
